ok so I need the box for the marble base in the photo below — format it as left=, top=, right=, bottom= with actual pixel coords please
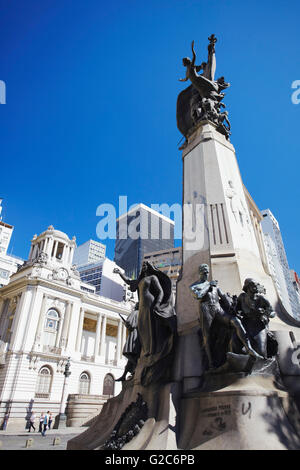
left=179, top=373, right=300, bottom=450
left=66, top=380, right=179, bottom=450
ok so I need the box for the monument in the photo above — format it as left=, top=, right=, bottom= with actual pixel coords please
left=67, top=35, right=300, bottom=450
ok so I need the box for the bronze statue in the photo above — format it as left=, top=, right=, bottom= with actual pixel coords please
left=232, top=278, right=278, bottom=358
left=190, top=264, right=264, bottom=370
left=115, top=302, right=141, bottom=382
left=177, top=35, right=231, bottom=141
left=114, top=262, right=177, bottom=386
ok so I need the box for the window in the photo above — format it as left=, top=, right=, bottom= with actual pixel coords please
left=103, top=373, right=115, bottom=396
left=44, top=309, right=60, bottom=347
left=35, top=366, right=52, bottom=397
left=56, top=242, right=64, bottom=260
left=45, top=309, right=59, bottom=332
left=79, top=372, right=91, bottom=395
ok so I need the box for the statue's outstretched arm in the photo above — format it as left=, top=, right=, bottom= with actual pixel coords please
left=191, top=40, right=196, bottom=66
left=113, top=268, right=138, bottom=291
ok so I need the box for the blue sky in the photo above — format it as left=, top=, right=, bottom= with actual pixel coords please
left=0, top=0, right=300, bottom=272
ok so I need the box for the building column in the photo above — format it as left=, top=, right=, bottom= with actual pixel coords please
left=121, top=321, right=127, bottom=353
left=55, top=309, right=65, bottom=349
left=94, top=314, right=102, bottom=362
left=99, top=314, right=107, bottom=358
left=28, top=243, right=34, bottom=260
left=9, top=290, right=32, bottom=351
left=75, top=308, right=84, bottom=352
left=53, top=240, right=58, bottom=259
left=33, top=294, right=48, bottom=351
left=116, top=319, right=122, bottom=364
left=46, top=237, right=54, bottom=257
left=0, top=299, right=9, bottom=339
left=59, top=302, right=72, bottom=351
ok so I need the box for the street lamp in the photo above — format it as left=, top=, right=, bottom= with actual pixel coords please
left=57, top=357, right=71, bottom=428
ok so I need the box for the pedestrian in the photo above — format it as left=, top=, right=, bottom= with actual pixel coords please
left=2, top=413, right=9, bottom=430
left=48, top=412, right=53, bottom=430
left=41, top=411, right=49, bottom=436
left=28, top=412, right=36, bottom=432
left=38, top=413, right=44, bottom=433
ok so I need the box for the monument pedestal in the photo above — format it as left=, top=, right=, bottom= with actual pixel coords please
left=67, top=380, right=179, bottom=450
left=176, top=121, right=280, bottom=335
left=179, top=372, right=300, bottom=450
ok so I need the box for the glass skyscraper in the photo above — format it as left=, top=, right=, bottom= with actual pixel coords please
left=114, top=204, right=175, bottom=279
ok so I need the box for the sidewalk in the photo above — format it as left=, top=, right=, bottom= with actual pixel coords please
left=0, top=426, right=88, bottom=450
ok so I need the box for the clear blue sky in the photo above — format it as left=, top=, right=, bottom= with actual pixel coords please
left=1, top=0, right=299, bottom=271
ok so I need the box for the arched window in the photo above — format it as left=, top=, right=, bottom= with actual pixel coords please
left=35, top=366, right=53, bottom=397
left=79, top=372, right=91, bottom=395
left=45, top=309, right=59, bottom=331
left=103, top=373, right=115, bottom=397
left=44, top=309, right=60, bottom=347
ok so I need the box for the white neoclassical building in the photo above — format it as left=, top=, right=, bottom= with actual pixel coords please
left=0, top=226, right=131, bottom=430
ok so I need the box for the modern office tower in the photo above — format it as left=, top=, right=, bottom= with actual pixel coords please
left=143, top=246, right=182, bottom=294
left=73, top=239, right=106, bottom=266
left=77, top=258, right=126, bottom=302
left=261, top=209, right=300, bottom=321
left=114, top=203, right=175, bottom=279
left=0, top=200, right=23, bottom=286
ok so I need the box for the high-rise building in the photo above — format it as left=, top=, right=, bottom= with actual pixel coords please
left=77, top=258, right=126, bottom=302
left=73, top=239, right=106, bottom=267
left=261, top=209, right=300, bottom=321
left=0, top=200, right=23, bottom=286
left=143, top=247, right=182, bottom=294
left=114, top=204, right=175, bottom=279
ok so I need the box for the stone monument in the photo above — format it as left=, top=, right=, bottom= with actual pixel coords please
left=67, top=35, right=300, bottom=451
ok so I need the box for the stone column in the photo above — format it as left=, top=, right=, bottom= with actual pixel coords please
left=99, top=314, right=107, bottom=358
left=116, top=319, right=122, bottom=363
left=33, top=294, right=48, bottom=350
left=0, top=299, right=9, bottom=339
left=75, top=308, right=84, bottom=352
left=46, top=237, right=54, bottom=257
left=9, top=290, right=32, bottom=350
left=59, top=302, right=72, bottom=351
left=28, top=243, right=34, bottom=260
left=121, top=321, right=127, bottom=352
left=55, top=309, right=65, bottom=349
left=94, top=314, right=102, bottom=361
left=52, top=240, right=58, bottom=259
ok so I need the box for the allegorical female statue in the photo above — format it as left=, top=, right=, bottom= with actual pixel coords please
left=116, top=302, right=141, bottom=382
left=114, top=262, right=177, bottom=386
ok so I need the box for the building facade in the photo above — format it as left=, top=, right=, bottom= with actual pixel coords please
left=0, top=200, right=24, bottom=287
left=72, top=239, right=106, bottom=266
left=0, top=226, right=131, bottom=430
left=114, top=204, right=175, bottom=279
left=77, top=257, right=126, bottom=302
left=261, top=209, right=300, bottom=322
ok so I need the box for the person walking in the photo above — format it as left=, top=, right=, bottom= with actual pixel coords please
left=2, top=413, right=9, bottom=431
left=41, top=411, right=49, bottom=436
left=38, top=413, right=44, bottom=433
left=28, top=412, right=36, bottom=432
left=48, top=412, right=53, bottom=430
